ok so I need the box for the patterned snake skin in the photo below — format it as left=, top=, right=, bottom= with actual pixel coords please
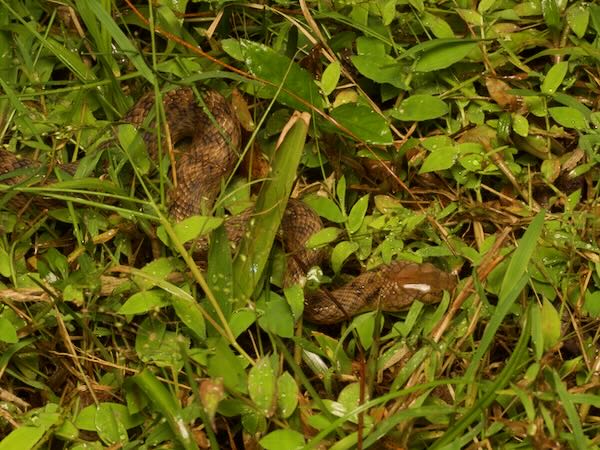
left=0, top=88, right=456, bottom=324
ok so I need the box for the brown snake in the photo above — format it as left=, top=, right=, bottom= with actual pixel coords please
left=0, top=87, right=456, bottom=324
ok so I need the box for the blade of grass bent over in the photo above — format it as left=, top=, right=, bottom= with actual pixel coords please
left=233, top=112, right=311, bottom=303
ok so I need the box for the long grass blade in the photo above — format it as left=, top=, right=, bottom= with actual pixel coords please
left=232, top=112, right=310, bottom=303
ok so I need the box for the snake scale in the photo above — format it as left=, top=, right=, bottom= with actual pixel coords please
left=0, top=87, right=456, bottom=324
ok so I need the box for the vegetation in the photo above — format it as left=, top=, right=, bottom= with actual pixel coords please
left=0, top=0, right=599, bottom=448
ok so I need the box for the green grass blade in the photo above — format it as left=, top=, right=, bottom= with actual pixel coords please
left=85, top=2, right=155, bottom=84
left=551, top=370, right=587, bottom=450
left=1, top=0, right=95, bottom=82
left=131, top=369, right=199, bottom=450
left=303, top=377, right=465, bottom=449
left=499, top=209, right=546, bottom=298
left=464, top=210, right=546, bottom=381
left=430, top=307, right=532, bottom=449
left=232, top=112, right=310, bottom=303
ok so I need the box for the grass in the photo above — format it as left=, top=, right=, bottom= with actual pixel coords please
left=0, top=0, right=599, bottom=449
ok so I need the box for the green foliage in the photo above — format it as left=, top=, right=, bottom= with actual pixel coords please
left=0, top=0, right=599, bottom=448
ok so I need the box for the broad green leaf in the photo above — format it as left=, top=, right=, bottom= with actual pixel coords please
left=541, top=158, right=561, bottom=182
left=257, top=293, right=295, bottom=338
left=542, top=0, right=561, bottom=30
left=419, top=146, right=458, bottom=173
left=0, top=426, right=46, bottom=450
left=75, top=403, right=143, bottom=431
left=134, top=258, right=176, bottom=290
left=0, top=247, right=11, bottom=277
left=221, top=38, right=243, bottom=59
left=531, top=300, right=544, bottom=360
left=95, top=403, right=128, bottom=445
left=0, top=317, right=17, bottom=343
left=497, top=112, right=512, bottom=141
left=347, top=194, right=370, bottom=234
left=54, top=419, right=78, bottom=441
left=135, top=317, right=190, bottom=370
left=514, top=2, right=542, bottom=16
left=553, top=92, right=592, bottom=119
left=379, top=237, right=404, bottom=263
left=206, top=339, right=248, bottom=393
left=356, top=37, right=386, bottom=57
left=321, top=61, right=341, bottom=96
left=414, top=40, right=478, bottom=72
left=459, top=8, right=483, bottom=25
left=549, top=107, right=587, bottom=129
left=229, top=310, right=257, bottom=338
left=303, top=196, right=345, bottom=223
left=283, top=284, right=304, bottom=320
left=422, top=12, right=455, bottom=38
left=512, top=113, right=529, bottom=136
left=567, top=4, right=590, bottom=38
left=170, top=294, right=207, bottom=342
left=351, top=54, right=407, bottom=89
left=117, top=123, right=149, bottom=176
left=406, top=0, right=424, bottom=11
left=351, top=313, right=376, bottom=350
left=391, top=94, right=449, bottom=121
left=541, top=61, right=568, bottom=95
left=306, top=227, right=343, bottom=248
left=277, top=372, right=299, bottom=418
left=382, top=0, right=398, bottom=25
left=331, top=241, right=359, bottom=274
left=242, top=410, right=267, bottom=434
left=118, top=290, right=168, bottom=315
left=422, top=135, right=454, bottom=151
left=248, top=358, right=277, bottom=416
left=223, top=39, right=324, bottom=111
left=583, top=290, right=600, bottom=317
left=478, top=0, right=496, bottom=13
left=337, top=383, right=363, bottom=420
left=330, top=103, right=393, bottom=145
left=157, top=215, right=224, bottom=246
left=260, top=429, right=305, bottom=450
left=541, top=298, right=561, bottom=351
left=127, top=269, right=207, bottom=341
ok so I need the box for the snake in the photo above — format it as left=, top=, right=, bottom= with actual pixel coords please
left=0, top=87, right=456, bottom=324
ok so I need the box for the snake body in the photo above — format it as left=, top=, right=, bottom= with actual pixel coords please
left=0, top=87, right=455, bottom=324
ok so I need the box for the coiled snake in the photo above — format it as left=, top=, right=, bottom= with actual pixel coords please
left=0, top=87, right=456, bottom=324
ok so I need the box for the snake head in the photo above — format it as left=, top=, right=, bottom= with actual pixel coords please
left=377, top=261, right=457, bottom=312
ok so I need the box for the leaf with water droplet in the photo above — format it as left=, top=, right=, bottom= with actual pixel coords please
left=248, top=357, right=277, bottom=417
